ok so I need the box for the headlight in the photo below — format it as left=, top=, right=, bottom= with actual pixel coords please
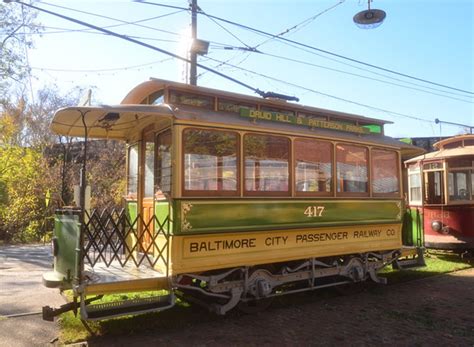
left=431, top=220, right=450, bottom=234
left=431, top=220, right=442, bottom=232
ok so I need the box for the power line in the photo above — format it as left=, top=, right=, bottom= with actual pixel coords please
left=37, top=1, right=469, bottom=102
left=217, top=47, right=472, bottom=104
left=30, top=57, right=174, bottom=73
left=136, top=1, right=474, bottom=96
left=28, top=27, right=180, bottom=44
left=198, top=4, right=254, bottom=51
left=7, top=0, right=461, bottom=123
left=33, top=13, right=185, bottom=36
left=252, top=0, right=345, bottom=49
left=8, top=1, right=274, bottom=99
left=264, top=39, right=474, bottom=101
left=208, top=41, right=472, bottom=102
left=38, top=4, right=185, bottom=34
left=40, top=1, right=183, bottom=37
left=204, top=56, right=434, bottom=123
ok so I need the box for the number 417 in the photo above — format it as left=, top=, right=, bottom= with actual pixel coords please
left=304, top=206, right=325, bottom=217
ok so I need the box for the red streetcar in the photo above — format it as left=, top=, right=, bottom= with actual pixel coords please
left=405, top=135, right=474, bottom=250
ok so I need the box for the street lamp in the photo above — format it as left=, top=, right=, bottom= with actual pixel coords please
left=353, top=0, right=386, bottom=29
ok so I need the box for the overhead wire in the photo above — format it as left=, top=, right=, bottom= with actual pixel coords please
left=37, top=8, right=185, bottom=34
left=136, top=1, right=473, bottom=96
left=35, top=28, right=180, bottom=43
left=7, top=1, right=460, bottom=124
left=203, top=55, right=434, bottom=123
left=39, top=1, right=183, bottom=37
left=36, top=0, right=470, bottom=103
left=30, top=11, right=185, bottom=36
left=198, top=2, right=471, bottom=103
left=196, top=3, right=254, bottom=51
left=215, top=47, right=472, bottom=104
left=252, top=0, right=345, bottom=49
left=30, top=57, right=174, bottom=73
left=10, top=1, right=271, bottom=99
left=262, top=39, right=474, bottom=100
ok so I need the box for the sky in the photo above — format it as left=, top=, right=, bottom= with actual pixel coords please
left=16, top=0, right=474, bottom=137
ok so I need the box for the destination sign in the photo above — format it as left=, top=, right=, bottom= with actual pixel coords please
left=239, top=108, right=371, bottom=134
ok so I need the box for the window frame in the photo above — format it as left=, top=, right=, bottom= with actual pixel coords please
left=155, top=129, right=172, bottom=196
left=335, top=142, right=370, bottom=197
left=445, top=157, right=474, bottom=205
left=408, top=164, right=423, bottom=206
left=126, top=142, right=140, bottom=200
left=293, top=137, right=334, bottom=197
left=370, top=148, right=401, bottom=198
left=181, top=127, right=241, bottom=197
left=243, top=132, right=291, bottom=197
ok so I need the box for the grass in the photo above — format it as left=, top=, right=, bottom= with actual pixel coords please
left=380, top=249, right=473, bottom=283
left=58, top=250, right=473, bottom=344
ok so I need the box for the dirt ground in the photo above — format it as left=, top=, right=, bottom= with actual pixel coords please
left=86, top=267, right=474, bottom=347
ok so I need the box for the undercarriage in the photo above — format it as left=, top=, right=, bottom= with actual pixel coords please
left=175, top=250, right=404, bottom=315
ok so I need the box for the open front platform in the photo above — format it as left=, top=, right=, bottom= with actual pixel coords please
left=83, top=260, right=170, bottom=295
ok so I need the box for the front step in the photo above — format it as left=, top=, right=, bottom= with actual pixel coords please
left=81, top=294, right=175, bottom=320
left=393, top=248, right=426, bottom=270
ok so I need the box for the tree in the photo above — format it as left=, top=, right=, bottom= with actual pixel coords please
left=0, top=1, right=39, bottom=99
left=0, top=86, right=83, bottom=242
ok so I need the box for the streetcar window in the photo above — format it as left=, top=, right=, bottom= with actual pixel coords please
left=371, top=149, right=399, bottom=195
left=127, top=144, right=139, bottom=199
left=144, top=133, right=155, bottom=198
left=443, top=141, right=462, bottom=149
left=449, top=158, right=473, bottom=168
left=169, top=90, right=214, bottom=109
left=448, top=171, right=472, bottom=201
left=156, top=130, right=171, bottom=195
left=424, top=171, right=444, bottom=204
left=336, top=144, right=368, bottom=195
left=408, top=167, right=422, bottom=204
left=472, top=172, right=474, bottom=198
left=294, top=139, right=332, bottom=195
left=244, top=134, right=290, bottom=195
left=183, top=129, right=238, bottom=195
left=143, top=90, right=164, bottom=105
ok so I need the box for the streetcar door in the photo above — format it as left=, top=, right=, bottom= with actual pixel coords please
left=139, top=129, right=172, bottom=254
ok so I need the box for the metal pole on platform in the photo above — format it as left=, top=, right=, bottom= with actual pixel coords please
left=77, top=110, right=89, bottom=285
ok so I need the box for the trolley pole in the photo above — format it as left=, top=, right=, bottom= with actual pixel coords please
left=189, top=0, right=197, bottom=85
left=435, top=118, right=473, bottom=134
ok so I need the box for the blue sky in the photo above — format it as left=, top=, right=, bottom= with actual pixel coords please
left=23, top=0, right=474, bottom=137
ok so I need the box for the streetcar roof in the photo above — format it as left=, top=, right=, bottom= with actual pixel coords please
left=50, top=104, right=174, bottom=139
left=124, top=78, right=393, bottom=127
left=405, top=144, right=474, bottom=164
left=433, top=134, right=474, bottom=150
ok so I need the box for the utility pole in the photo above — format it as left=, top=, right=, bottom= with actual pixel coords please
left=189, top=0, right=198, bottom=85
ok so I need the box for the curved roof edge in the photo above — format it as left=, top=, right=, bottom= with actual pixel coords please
left=121, top=78, right=393, bottom=126
left=433, top=134, right=474, bottom=150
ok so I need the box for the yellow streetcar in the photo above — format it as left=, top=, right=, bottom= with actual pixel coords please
left=42, top=78, right=424, bottom=321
